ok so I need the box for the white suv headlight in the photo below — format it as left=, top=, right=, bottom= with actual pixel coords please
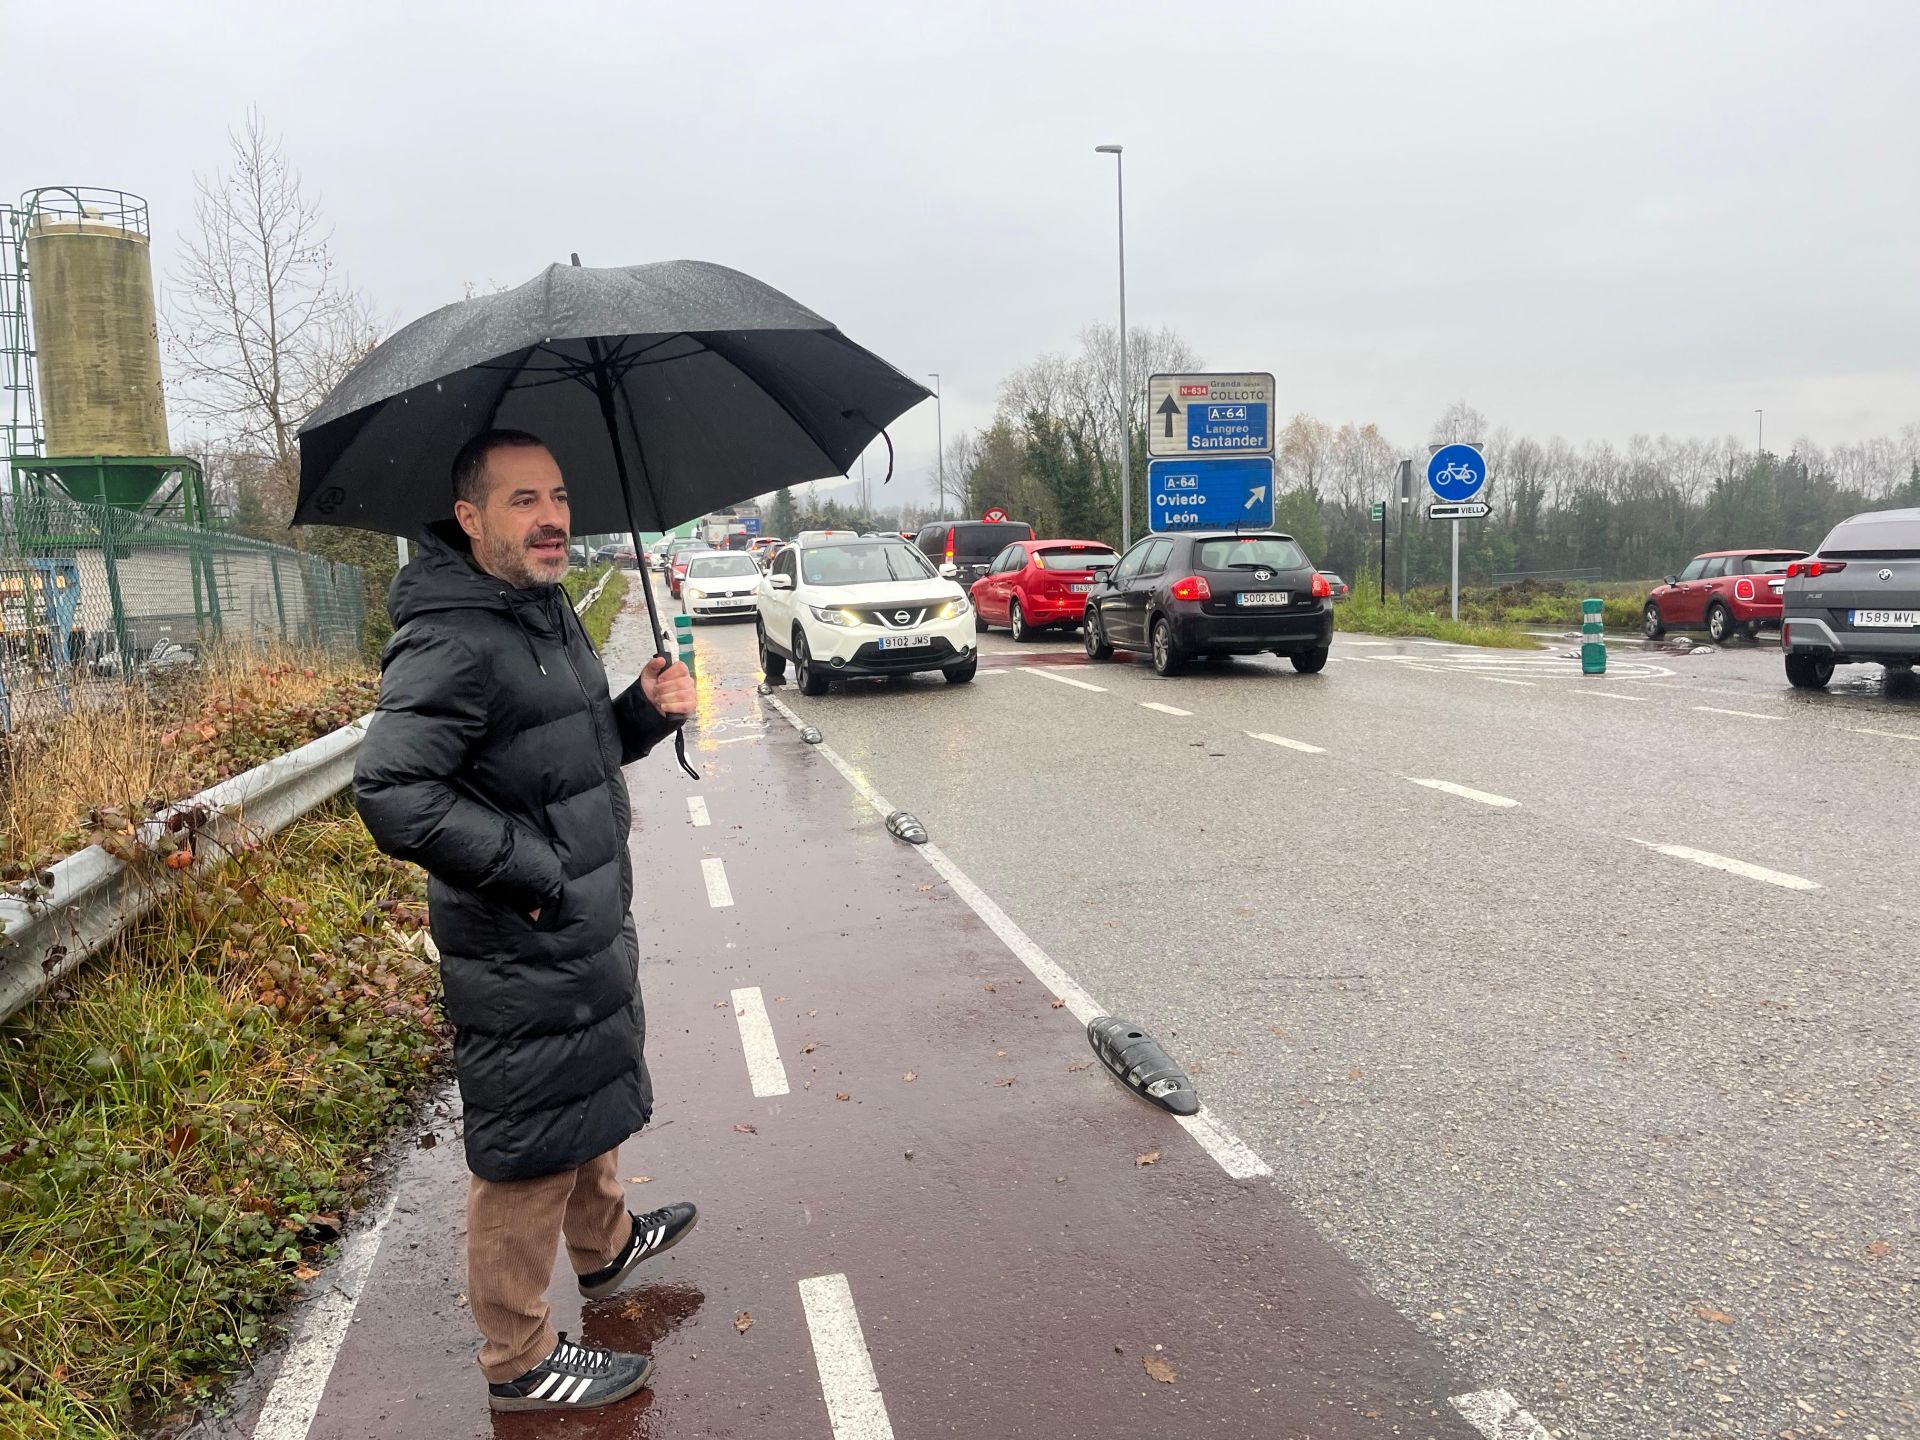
left=808, top=604, right=861, bottom=628
left=929, top=596, right=971, bottom=620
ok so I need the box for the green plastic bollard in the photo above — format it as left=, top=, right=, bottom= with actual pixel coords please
left=1581, top=597, right=1606, bottom=675
left=672, top=613, right=695, bottom=677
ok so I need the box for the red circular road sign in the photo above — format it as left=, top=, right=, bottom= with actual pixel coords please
left=982, top=507, right=1010, bottom=523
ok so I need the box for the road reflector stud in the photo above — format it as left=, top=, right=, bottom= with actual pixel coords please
left=884, top=810, right=927, bottom=845
left=1086, top=1017, right=1200, bottom=1116
left=800, top=725, right=823, bottom=745
left=1581, top=597, right=1606, bottom=676
left=756, top=681, right=775, bottom=695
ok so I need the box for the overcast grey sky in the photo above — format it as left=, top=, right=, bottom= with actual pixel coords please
left=18, top=0, right=1919, bottom=502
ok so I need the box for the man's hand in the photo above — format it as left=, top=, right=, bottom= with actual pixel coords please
left=642, top=655, right=695, bottom=718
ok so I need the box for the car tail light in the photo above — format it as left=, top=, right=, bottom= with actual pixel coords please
left=944, top=528, right=955, bottom=563
left=1170, top=575, right=1211, bottom=601
left=1734, top=578, right=1755, bottom=601
left=1311, top=572, right=1332, bottom=599
left=1786, top=559, right=1846, bottom=579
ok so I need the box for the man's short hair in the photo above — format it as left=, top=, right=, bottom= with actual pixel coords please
left=451, top=429, right=548, bottom=508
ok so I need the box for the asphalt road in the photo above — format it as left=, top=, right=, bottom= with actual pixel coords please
left=252, top=576, right=1915, bottom=1440
left=688, top=593, right=1918, bottom=1440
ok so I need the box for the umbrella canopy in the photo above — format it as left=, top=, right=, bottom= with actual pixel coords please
left=293, top=259, right=930, bottom=536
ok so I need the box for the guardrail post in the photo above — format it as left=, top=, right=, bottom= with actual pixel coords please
left=1581, top=597, right=1606, bottom=675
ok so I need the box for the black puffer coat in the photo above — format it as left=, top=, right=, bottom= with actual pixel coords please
left=353, top=528, right=679, bottom=1181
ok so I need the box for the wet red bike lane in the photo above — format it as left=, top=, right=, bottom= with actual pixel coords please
left=288, top=636, right=1488, bottom=1440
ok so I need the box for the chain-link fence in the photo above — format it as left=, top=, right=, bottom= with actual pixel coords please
left=0, top=493, right=363, bottom=729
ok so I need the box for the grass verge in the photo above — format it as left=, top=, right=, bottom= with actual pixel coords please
left=1334, top=588, right=1542, bottom=648
left=0, top=646, right=375, bottom=878
left=566, top=564, right=629, bottom=650
left=0, top=804, right=442, bottom=1439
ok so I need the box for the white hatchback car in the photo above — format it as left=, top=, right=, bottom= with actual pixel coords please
left=757, top=537, right=977, bottom=694
left=679, top=551, right=763, bottom=621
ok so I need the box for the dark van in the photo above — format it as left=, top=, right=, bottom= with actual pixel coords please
left=913, top=519, right=1037, bottom=587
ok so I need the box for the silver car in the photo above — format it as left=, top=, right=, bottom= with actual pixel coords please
left=1780, top=507, right=1920, bottom=689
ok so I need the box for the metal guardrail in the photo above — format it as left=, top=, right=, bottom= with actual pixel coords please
left=0, top=562, right=623, bottom=1022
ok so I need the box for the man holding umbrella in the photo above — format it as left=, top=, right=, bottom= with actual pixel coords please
left=354, top=428, right=697, bottom=1411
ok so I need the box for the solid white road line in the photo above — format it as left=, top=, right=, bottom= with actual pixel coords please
left=251, top=1193, right=398, bottom=1440
left=1480, top=677, right=1537, bottom=688
left=1247, top=731, right=1326, bottom=754
left=1140, top=702, right=1193, bottom=716
left=798, top=1273, right=896, bottom=1440
left=687, top=795, right=711, bottom=827
left=730, top=986, right=789, bottom=1097
left=764, top=694, right=1271, bottom=1182
left=1854, top=727, right=1920, bottom=741
left=1408, top=778, right=1520, bottom=808
left=1451, top=1387, right=1553, bottom=1440
left=1021, top=667, right=1107, bottom=692
left=701, top=857, right=735, bottom=908
left=1573, top=689, right=1648, bottom=702
left=1692, top=705, right=1780, bottom=721
left=1632, top=840, right=1819, bottom=891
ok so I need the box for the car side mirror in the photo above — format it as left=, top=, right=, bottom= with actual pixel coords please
left=939, top=563, right=958, bottom=579
left=1664, top=574, right=1678, bottom=585
left=771, top=573, right=793, bottom=591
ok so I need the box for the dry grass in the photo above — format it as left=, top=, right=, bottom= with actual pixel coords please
left=0, top=642, right=373, bottom=876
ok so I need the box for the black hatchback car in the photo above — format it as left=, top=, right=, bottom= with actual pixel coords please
left=1083, top=531, right=1333, bottom=676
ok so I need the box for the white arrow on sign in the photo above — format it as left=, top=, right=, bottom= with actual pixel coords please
left=1245, top=485, right=1268, bottom=511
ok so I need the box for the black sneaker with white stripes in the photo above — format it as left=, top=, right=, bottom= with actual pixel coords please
left=487, top=1333, right=652, bottom=1412
left=577, top=1201, right=699, bottom=1300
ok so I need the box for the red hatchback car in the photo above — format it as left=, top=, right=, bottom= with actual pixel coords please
left=1643, top=548, right=1808, bottom=643
left=970, top=540, right=1119, bottom=641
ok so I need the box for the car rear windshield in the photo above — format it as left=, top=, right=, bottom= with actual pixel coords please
left=1735, top=554, right=1801, bottom=574
left=1195, top=537, right=1309, bottom=570
left=950, top=523, right=1034, bottom=560
left=688, top=555, right=759, bottom=578
left=1035, top=547, right=1117, bottom=571
left=802, top=543, right=937, bottom=586
left=1821, top=515, right=1920, bottom=555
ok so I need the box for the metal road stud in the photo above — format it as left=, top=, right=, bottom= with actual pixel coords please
left=1581, top=597, right=1606, bottom=675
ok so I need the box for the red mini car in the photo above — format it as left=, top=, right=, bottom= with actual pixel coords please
left=970, top=539, right=1119, bottom=641
left=1643, top=548, right=1808, bottom=643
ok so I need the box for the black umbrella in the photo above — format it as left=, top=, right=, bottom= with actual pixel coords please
left=294, top=257, right=931, bottom=777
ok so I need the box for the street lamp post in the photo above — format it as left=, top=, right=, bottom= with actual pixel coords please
left=929, top=372, right=945, bottom=517
left=1095, top=144, right=1130, bottom=548
left=1756, top=408, right=1764, bottom=458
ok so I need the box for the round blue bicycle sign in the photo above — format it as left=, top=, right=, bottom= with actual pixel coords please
left=1427, top=443, right=1487, bottom=503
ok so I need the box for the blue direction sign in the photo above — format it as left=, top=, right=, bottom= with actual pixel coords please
left=1147, top=457, right=1276, bottom=532
left=1427, top=443, right=1487, bottom=503
left=1184, top=401, right=1270, bottom=453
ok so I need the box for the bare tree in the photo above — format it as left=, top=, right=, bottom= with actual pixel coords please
left=168, top=109, right=376, bottom=531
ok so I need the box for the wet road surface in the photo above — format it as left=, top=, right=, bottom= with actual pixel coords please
left=243, top=583, right=1525, bottom=1439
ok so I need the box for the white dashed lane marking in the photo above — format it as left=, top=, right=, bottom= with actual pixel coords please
left=1573, top=689, right=1648, bottom=702
left=729, top=986, right=789, bottom=1097
left=701, top=857, right=735, bottom=908
left=687, top=796, right=711, bottom=826
left=798, top=1273, right=896, bottom=1440
left=1631, top=841, right=1820, bottom=891
left=1480, top=677, right=1536, bottom=688
left=1021, top=667, right=1108, bottom=692
left=1854, top=727, right=1920, bottom=741
left=1247, top=731, right=1326, bottom=754
left=1692, top=705, right=1780, bottom=721
left=1408, top=778, right=1520, bottom=808
left=1140, top=702, right=1193, bottom=716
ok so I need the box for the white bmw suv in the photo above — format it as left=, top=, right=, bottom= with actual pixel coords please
left=757, top=536, right=977, bottom=694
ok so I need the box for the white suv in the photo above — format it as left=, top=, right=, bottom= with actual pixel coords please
left=757, top=537, right=977, bottom=694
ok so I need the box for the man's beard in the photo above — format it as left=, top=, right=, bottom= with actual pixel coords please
left=477, top=526, right=568, bottom=588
